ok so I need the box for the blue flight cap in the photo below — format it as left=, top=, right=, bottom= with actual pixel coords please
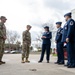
left=64, top=12, right=72, bottom=17
left=44, top=26, right=49, bottom=29
left=56, top=22, right=62, bottom=25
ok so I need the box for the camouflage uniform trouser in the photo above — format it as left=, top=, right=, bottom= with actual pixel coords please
left=22, top=43, right=30, bottom=59
left=0, top=39, right=5, bottom=61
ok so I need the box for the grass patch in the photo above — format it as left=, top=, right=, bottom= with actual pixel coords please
left=52, top=54, right=57, bottom=56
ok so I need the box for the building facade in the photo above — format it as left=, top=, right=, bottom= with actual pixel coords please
left=72, top=9, right=75, bottom=20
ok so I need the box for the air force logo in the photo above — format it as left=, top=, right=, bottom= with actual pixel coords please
left=70, top=21, right=74, bottom=25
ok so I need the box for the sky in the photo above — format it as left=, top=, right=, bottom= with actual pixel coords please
left=0, top=0, right=75, bottom=41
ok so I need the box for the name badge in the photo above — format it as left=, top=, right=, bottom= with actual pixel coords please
left=58, top=30, right=60, bottom=32
left=47, top=32, right=49, bottom=34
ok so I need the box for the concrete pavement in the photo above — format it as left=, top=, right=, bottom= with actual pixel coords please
left=0, top=54, right=75, bottom=75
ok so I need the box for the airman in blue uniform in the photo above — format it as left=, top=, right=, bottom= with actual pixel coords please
left=62, top=12, right=75, bottom=68
left=55, top=22, right=64, bottom=65
left=38, top=26, right=52, bottom=63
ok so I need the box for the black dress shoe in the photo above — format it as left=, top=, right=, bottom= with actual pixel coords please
left=54, top=62, right=59, bottom=64
left=64, top=64, right=68, bottom=66
left=58, top=62, right=64, bottom=65
left=67, top=65, right=75, bottom=68
left=47, top=61, right=49, bottom=63
left=0, top=61, right=6, bottom=64
left=38, top=61, right=42, bottom=63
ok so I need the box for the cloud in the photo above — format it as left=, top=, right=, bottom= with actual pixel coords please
left=0, top=0, right=75, bottom=41
left=43, top=0, right=75, bottom=11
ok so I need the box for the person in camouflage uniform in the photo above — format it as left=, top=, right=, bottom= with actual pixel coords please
left=0, top=16, right=7, bottom=65
left=22, top=25, right=32, bottom=63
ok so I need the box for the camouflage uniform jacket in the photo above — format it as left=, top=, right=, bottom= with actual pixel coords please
left=0, top=22, right=6, bottom=39
left=22, top=30, right=31, bottom=45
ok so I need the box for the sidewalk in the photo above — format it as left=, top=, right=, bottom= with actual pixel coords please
left=0, top=54, right=75, bottom=75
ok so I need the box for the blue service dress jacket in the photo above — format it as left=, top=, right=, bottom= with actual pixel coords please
left=55, top=27, right=63, bottom=43
left=62, top=19, right=75, bottom=43
left=42, top=31, right=52, bottom=44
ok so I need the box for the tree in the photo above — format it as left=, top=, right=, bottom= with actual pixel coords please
left=6, top=30, right=20, bottom=50
left=16, top=41, right=21, bottom=50
left=10, top=31, right=20, bottom=44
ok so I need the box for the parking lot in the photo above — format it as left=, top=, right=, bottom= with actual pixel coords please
left=0, top=54, right=75, bottom=75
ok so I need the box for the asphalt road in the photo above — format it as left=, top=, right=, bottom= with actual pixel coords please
left=0, top=54, right=75, bottom=75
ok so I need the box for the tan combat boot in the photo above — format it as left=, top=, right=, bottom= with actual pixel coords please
left=0, top=61, right=6, bottom=64
left=21, top=58, right=25, bottom=63
left=25, top=58, right=30, bottom=63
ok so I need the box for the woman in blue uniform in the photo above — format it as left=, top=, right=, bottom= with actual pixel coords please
left=38, top=26, right=52, bottom=63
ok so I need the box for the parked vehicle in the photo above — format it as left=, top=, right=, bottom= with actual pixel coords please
left=10, top=50, right=16, bottom=54
left=10, top=50, right=22, bottom=54
left=4, top=50, right=10, bottom=54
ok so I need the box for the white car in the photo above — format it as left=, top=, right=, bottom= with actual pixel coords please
left=4, top=50, right=10, bottom=54
left=32, top=48, right=38, bottom=52
left=10, top=51, right=16, bottom=54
